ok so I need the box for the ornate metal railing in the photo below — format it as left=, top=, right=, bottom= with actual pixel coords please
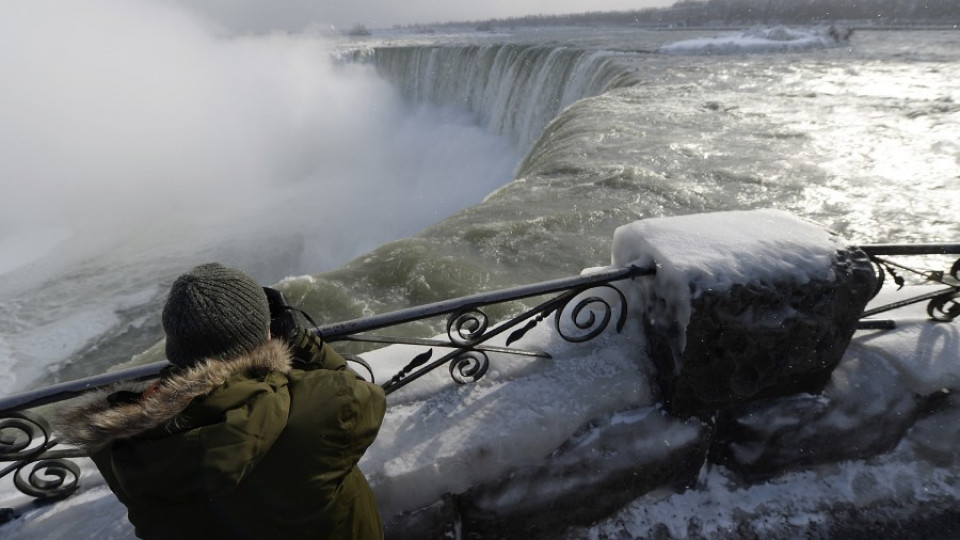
left=0, top=264, right=654, bottom=506
left=858, top=243, right=960, bottom=328
left=1, top=242, right=958, bottom=507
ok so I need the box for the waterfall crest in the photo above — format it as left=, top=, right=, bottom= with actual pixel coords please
left=367, top=44, right=639, bottom=151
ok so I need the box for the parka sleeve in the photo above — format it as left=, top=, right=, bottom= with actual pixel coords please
left=286, top=329, right=348, bottom=371
left=288, top=366, right=386, bottom=467
left=347, top=378, right=386, bottom=454
left=317, top=342, right=349, bottom=372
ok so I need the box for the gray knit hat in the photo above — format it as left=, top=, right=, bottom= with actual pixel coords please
left=162, top=263, right=270, bottom=368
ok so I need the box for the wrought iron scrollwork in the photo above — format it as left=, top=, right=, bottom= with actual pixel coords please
left=928, top=291, right=960, bottom=322
left=1, top=411, right=50, bottom=460
left=12, top=458, right=81, bottom=500
left=859, top=244, right=960, bottom=325
left=503, top=284, right=629, bottom=347
left=378, top=266, right=652, bottom=393
left=449, top=350, right=490, bottom=384
left=553, top=285, right=628, bottom=343
left=869, top=257, right=903, bottom=293
left=1, top=411, right=81, bottom=500
left=448, top=308, right=489, bottom=345
left=418, top=281, right=630, bottom=387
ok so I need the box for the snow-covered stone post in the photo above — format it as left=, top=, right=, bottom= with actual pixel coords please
left=612, top=209, right=877, bottom=418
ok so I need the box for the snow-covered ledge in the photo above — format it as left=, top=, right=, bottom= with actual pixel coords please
left=611, top=209, right=877, bottom=417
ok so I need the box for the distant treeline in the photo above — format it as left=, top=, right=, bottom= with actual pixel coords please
left=409, top=0, right=960, bottom=30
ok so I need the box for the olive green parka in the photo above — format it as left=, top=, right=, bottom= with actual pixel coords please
left=57, top=339, right=386, bottom=540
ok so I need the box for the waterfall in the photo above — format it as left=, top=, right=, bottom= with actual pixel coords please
left=367, top=44, right=639, bottom=151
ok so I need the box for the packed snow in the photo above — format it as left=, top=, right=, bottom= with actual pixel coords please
left=2, top=210, right=958, bottom=538
left=612, top=209, right=842, bottom=352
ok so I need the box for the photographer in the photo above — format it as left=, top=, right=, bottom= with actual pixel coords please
left=57, top=263, right=386, bottom=540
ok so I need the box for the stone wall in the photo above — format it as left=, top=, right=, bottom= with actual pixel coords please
left=646, top=246, right=876, bottom=418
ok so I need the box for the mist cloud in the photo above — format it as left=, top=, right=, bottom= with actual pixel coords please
left=0, top=0, right=518, bottom=275
left=1, top=0, right=375, bottom=230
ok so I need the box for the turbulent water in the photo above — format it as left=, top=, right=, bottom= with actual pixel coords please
left=1, top=26, right=958, bottom=397
left=309, top=29, right=960, bottom=340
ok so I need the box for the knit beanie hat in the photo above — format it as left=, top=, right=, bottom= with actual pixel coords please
left=162, top=263, right=270, bottom=368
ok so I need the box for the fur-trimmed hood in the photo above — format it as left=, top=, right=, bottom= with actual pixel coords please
left=57, top=339, right=293, bottom=450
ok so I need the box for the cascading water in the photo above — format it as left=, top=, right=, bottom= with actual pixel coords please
left=368, top=44, right=641, bottom=149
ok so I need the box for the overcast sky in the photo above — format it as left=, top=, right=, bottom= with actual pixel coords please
left=163, top=0, right=675, bottom=32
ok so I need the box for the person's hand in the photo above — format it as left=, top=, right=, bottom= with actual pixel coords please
left=263, top=286, right=331, bottom=366
left=287, top=328, right=327, bottom=365
left=264, top=287, right=298, bottom=341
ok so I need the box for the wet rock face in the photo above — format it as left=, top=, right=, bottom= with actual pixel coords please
left=647, top=247, right=877, bottom=419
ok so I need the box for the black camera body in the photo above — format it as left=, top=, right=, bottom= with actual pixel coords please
left=263, top=286, right=328, bottom=366
left=263, top=287, right=298, bottom=341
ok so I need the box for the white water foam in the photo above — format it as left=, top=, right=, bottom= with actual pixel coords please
left=657, top=26, right=849, bottom=55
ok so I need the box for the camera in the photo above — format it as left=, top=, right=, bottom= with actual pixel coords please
left=264, top=286, right=298, bottom=341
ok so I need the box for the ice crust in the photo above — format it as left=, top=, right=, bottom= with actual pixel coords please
left=611, top=209, right=841, bottom=351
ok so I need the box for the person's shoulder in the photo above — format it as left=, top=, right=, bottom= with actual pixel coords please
left=289, top=365, right=384, bottom=403
left=287, top=364, right=361, bottom=391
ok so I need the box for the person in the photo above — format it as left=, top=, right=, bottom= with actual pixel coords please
left=57, top=263, right=386, bottom=540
